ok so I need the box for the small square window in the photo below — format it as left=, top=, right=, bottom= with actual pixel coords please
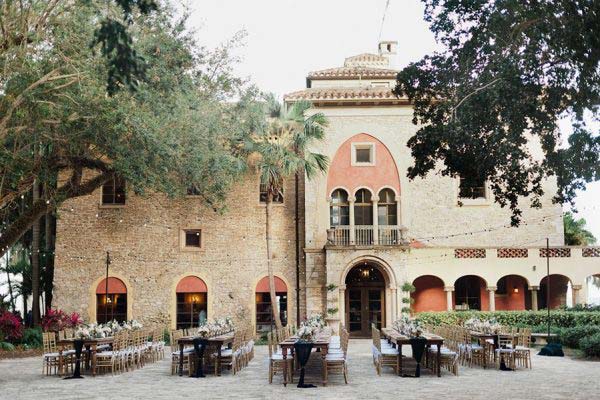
left=356, top=148, right=371, bottom=163
left=102, top=177, right=126, bottom=205
left=184, top=230, right=201, bottom=248
left=351, top=143, right=375, bottom=166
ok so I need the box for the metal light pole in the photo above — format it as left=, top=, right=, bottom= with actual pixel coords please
left=105, top=251, right=111, bottom=323
left=546, top=238, right=550, bottom=337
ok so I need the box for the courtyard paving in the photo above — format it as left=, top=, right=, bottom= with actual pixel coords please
left=0, top=340, right=598, bottom=400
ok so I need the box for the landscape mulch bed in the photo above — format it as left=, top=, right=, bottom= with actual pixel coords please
left=0, top=348, right=44, bottom=360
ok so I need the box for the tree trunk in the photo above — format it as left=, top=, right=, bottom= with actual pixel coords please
left=43, top=208, right=55, bottom=309
left=5, top=248, right=16, bottom=312
left=31, top=179, right=41, bottom=325
left=265, top=193, right=283, bottom=330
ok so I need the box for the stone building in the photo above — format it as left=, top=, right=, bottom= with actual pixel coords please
left=54, top=41, right=600, bottom=336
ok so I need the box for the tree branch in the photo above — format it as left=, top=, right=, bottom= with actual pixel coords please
left=0, top=171, right=113, bottom=258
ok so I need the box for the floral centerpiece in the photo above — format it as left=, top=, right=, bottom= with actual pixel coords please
left=74, top=320, right=144, bottom=339
left=393, top=315, right=423, bottom=338
left=296, top=314, right=326, bottom=343
left=297, top=325, right=315, bottom=342
left=196, top=316, right=234, bottom=338
left=464, top=317, right=501, bottom=334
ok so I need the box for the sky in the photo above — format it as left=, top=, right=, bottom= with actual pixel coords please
left=187, top=0, right=600, bottom=241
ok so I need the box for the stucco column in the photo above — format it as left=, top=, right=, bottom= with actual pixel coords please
left=487, top=286, right=497, bottom=312
left=529, top=285, right=539, bottom=311
left=390, top=286, right=397, bottom=322
left=396, top=198, right=402, bottom=227
left=338, top=285, right=346, bottom=331
left=572, top=284, right=582, bottom=306
left=372, top=199, right=379, bottom=245
left=348, top=196, right=355, bottom=245
left=444, top=286, right=454, bottom=311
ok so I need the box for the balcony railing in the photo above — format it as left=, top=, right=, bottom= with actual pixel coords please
left=327, top=225, right=406, bottom=246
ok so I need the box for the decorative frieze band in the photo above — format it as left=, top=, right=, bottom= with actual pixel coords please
left=454, top=248, right=486, bottom=258
left=539, top=248, right=571, bottom=258
left=497, top=248, right=528, bottom=258
left=583, top=247, right=600, bottom=257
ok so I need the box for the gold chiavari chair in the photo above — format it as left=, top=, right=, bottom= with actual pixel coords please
left=324, top=326, right=349, bottom=383
left=267, top=331, right=292, bottom=383
left=515, top=328, right=532, bottom=369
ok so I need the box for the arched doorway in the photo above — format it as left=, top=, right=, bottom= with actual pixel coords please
left=345, top=262, right=386, bottom=337
left=176, top=276, right=208, bottom=329
left=539, top=274, right=570, bottom=309
left=255, top=276, right=288, bottom=333
left=495, top=275, right=529, bottom=310
left=412, top=275, right=446, bottom=312
left=454, top=275, right=487, bottom=310
left=96, top=277, right=127, bottom=324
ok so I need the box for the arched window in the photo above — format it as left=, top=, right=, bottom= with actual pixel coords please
left=377, top=189, right=397, bottom=225
left=255, top=276, right=288, bottom=333
left=354, top=189, right=373, bottom=225
left=176, top=276, right=208, bottom=329
left=330, top=189, right=350, bottom=227
left=96, top=277, right=127, bottom=323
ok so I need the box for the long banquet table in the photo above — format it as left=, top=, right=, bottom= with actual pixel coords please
left=381, top=328, right=444, bottom=377
left=176, top=332, right=235, bottom=377
left=57, top=337, right=114, bottom=376
left=278, top=335, right=331, bottom=387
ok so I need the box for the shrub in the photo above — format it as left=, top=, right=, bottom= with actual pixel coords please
left=21, top=327, right=43, bottom=348
left=41, top=309, right=83, bottom=332
left=414, top=311, right=600, bottom=328
left=559, top=326, right=600, bottom=349
left=0, top=341, right=16, bottom=351
left=0, top=310, right=23, bottom=342
left=580, top=333, right=600, bottom=358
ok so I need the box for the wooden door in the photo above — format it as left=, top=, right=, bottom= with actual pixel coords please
left=346, top=287, right=385, bottom=337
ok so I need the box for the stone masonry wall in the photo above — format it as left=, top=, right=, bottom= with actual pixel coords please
left=53, top=171, right=304, bottom=330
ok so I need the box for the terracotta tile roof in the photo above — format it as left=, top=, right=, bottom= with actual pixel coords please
left=344, top=53, right=389, bottom=68
left=308, top=66, right=398, bottom=80
left=284, top=87, right=406, bottom=103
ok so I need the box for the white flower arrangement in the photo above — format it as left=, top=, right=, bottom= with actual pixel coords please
left=196, top=316, right=234, bottom=338
left=296, top=314, right=325, bottom=342
left=75, top=320, right=144, bottom=339
left=393, top=316, right=423, bottom=337
left=464, top=318, right=501, bottom=334
left=297, top=325, right=315, bottom=342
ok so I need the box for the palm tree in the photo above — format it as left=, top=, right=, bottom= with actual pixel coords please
left=564, top=212, right=597, bottom=246
left=253, top=98, right=328, bottom=330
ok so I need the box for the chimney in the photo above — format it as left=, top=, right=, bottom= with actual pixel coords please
left=378, top=40, right=398, bottom=68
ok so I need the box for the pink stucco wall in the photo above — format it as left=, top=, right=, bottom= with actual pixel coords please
left=327, top=133, right=400, bottom=197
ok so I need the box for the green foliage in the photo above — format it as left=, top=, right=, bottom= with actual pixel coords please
left=564, top=212, right=597, bottom=245
left=401, top=282, right=416, bottom=293
left=395, top=0, right=600, bottom=225
left=414, top=311, right=600, bottom=328
left=21, top=327, right=43, bottom=348
left=401, top=297, right=414, bottom=304
left=326, top=307, right=339, bottom=315
left=0, top=341, right=16, bottom=351
left=401, top=307, right=412, bottom=314
left=0, top=2, right=261, bottom=256
left=579, top=333, right=600, bottom=358
left=326, top=284, right=338, bottom=292
left=559, top=326, right=600, bottom=349
left=163, top=328, right=170, bottom=346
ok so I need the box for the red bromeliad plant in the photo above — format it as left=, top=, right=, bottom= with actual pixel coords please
left=41, top=309, right=83, bottom=332
left=0, top=310, right=23, bottom=341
